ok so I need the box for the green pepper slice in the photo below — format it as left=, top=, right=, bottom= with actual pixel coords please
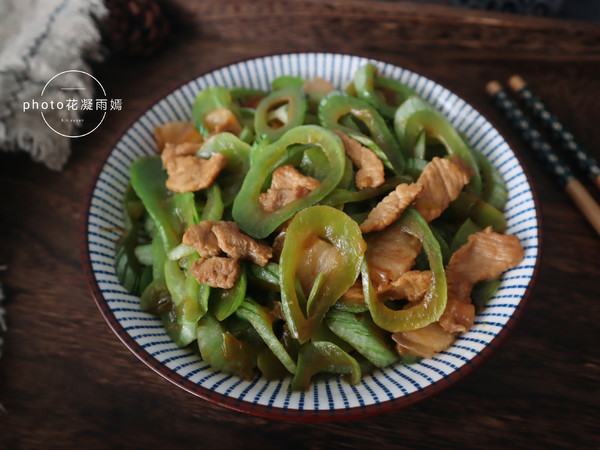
left=254, top=86, right=307, bottom=142
left=325, top=310, right=398, bottom=368
left=353, top=64, right=417, bottom=119
left=196, top=133, right=251, bottom=204
left=394, top=102, right=482, bottom=195
left=271, top=75, right=304, bottom=91
left=196, top=313, right=255, bottom=380
left=232, top=125, right=345, bottom=239
left=364, top=208, right=447, bottom=332
left=236, top=297, right=297, bottom=374
left=211, top=264, right=247, bottom=321
left=130, top=155, right=178, bottom=249
left=473, top=149, right=508, bottom=211
left=319, top=93, right=404, bottom=174
left=280, top=205, right=366, bottom=344
left=192, top=86, right=238, bottom=137
left=290, top=341, right=361, bottom=391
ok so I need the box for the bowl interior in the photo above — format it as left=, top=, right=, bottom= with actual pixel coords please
left=83, top=53, right=539, bottom=420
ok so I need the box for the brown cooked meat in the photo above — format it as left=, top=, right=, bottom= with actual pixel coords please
left=154, top=121, right=203, bottom=151
left=165, top=152, right=228, bottom=193
left=439, top=226, right=524, bottom=333
left=414, top=156, right=472, bottom=222
left=334, top=130, right=385, bottom=190
left=392, top=323, right=455, bottom=359
left=302, top=77, right=335, bottom=95
left=378, top=270, right=432, bottom=302
left=259, top=165, right=320, bottom=212
left=365, top=221, right=422, bottom=292
left=182, top=221, right=220, bottom=258
left=203, top=107, right=242, bottom=136
left=190, top=256, right=240, bottom=289
left=161, top=142, right=203, bottom=173
left=212, top=221, right=273, bottom=267
left=360, top=183, right=423, bottom=233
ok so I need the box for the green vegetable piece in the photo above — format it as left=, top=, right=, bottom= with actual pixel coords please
left=134, top=243, right=154, bottom=266
left=232, top=125, right=345, bottom=238
left=364, top=208, right=447, bottom=332
left=394, top=103, right=482, bottom=195
left=162, top=308, right=198, bottom=348
left=249, top=262, right=280, bottom=291
left=211, top=264, right=247, bottom=321
left=405, top=158, right=429, bottom=181
left=450, top=218, right=483, bottom=254
left=254, top=87, right=307, bottom=142
left=229, top=87, right=266, bottom=106
left=130, top=156, right=178, bottom=249
left=450, top=192, right=507, bottom=234
left=167, top=243, right=195, bottom=261
left=201, top=183, right=224, bottom=222
left=236, top=297, right=297, bottom=374
left=271, top=75, right=305, bottom=91
left=430, top=224, right=452, bottom=266
left=257, top=348, right=289, bottom=380
left=473, top=149, right=508, bottom=211
left=471, top=279, right=501, bottom=311
left=280, top=205, right=366, bottom=343
left=290, top=341, right=361, bottom=391
left=332, top=295, right=368, bottom=313
left=319, top=93, right=404, bottom=174
left=196, top=314, right=254, bottom=380
left=192, top=86, right=238, bottom=137
left=140, top=279, right=171, bottom=314
left=325, top=310, right=398, bottom=368
left=115, top=182, right=147, bottom=295
left=196, top=133, right=251, bottom=205
left=353, top=64, right=416, bottom=119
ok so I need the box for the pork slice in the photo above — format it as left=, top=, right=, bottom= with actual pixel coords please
left=302, top=77, right=335, bottom=95
left=440, top=226, right=524, bottom=333
left=360, top=183, right=423, bottom=233
left=154, top=121, right=203, bottom=152
left=378, top=270, right=432, bottom=302
left=204, top=107, right=242, bottom=136
left=212, top=221, right=273, bottom=267
left=414, top=157, right=472, bottom=222
left=190, top=256, right=240, bottom=289
left=334, top=130, right=385, bottom=190
left=392, top=323, right=455, bottom=359
left=259, top=165, right=320, bottom=213
left=165, top=153, right=228, bottom=193
left=182, top=221, right=220, bottom=258
left=365, top=221, right=422, bottom=292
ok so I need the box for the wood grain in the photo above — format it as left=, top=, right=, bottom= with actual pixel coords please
left=1, top=1, right=599, bottom=448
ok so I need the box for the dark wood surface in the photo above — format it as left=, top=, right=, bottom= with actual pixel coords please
left=1, top=1, right=599, bottom=448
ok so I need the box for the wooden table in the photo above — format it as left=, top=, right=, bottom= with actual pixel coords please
left=1, top=1, right=599, bottom=447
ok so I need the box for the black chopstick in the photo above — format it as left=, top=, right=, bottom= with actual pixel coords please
left=486, top=80, right=600, bottom=237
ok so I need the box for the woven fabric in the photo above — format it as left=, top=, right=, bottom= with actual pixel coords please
left=0, top=0, right=107, bottom=170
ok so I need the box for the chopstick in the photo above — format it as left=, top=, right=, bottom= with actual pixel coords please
left=508, top=75, right=600, bottom=191
left=486, top=80, right=600, bottom=237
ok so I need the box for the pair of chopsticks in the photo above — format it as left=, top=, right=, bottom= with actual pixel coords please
left=486, top=76, right=600, bottom=237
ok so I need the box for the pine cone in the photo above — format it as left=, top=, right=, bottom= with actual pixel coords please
left=102, top=0, right=170, bottom=57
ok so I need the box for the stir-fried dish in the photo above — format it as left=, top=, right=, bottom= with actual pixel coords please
left=114, top=65, right=524, bottom=390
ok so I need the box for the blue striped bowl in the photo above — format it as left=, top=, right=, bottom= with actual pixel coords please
left=81, top=53, right=540, bottom=421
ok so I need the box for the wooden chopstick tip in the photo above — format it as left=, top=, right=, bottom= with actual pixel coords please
left=508, top=75, right=527, bottom=92
left=486, top=80, right=503, bottom=97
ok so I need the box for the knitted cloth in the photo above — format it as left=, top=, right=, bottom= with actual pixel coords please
left=0, top=0, right=107, bottom=170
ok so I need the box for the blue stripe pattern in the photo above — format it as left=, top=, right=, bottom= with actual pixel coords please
left=86, top=53, right=539, bottom=415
